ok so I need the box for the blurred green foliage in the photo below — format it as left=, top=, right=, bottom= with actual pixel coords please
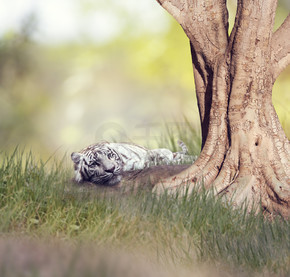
left=0, top=1, right=289, bottom=159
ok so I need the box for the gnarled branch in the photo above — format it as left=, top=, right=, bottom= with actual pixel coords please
left=230, top=0, right=277, bottom=67
left=272, top=14, right=290, bottom=81
left=157, top=1, right=229, bottom=67
left=156, top=0, right=187, bottom=24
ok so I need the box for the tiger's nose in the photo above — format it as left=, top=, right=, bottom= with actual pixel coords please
left=105, top=165, right=115, bottom=173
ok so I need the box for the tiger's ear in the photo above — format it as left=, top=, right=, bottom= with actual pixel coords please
left=71, top=152, right=82, bottom=163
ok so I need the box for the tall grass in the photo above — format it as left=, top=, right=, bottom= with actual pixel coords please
left=159, top=118, right=201, bottom=156
left=0, top=148, right=289, bottom=276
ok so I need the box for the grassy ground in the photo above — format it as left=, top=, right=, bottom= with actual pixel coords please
left=0, top=148, right=289, bottom=276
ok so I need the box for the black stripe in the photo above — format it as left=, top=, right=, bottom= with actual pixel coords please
left=82, top=166, right=90, bottom=179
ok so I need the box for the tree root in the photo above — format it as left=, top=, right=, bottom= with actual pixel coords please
left=153, top=140, right=290, bottom=218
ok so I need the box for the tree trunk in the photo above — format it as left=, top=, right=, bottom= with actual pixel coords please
left=154, top=0, right=290, bottom=217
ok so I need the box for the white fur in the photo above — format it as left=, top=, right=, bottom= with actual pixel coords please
left=71, top=141, right=194, bottom=185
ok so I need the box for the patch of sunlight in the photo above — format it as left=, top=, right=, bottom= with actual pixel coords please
left=66, top=102, right=84, bottom=122
left=227, top=0, right=237, bottom=33
left=273, top=66, right=290, bottom=138
left=274, top=5, right=289, bottom=31
left=60, top=126, right=81, bottom=145
left=79, top=9, right=124, bottom=44
left=63, top=72, right=93, bottom=96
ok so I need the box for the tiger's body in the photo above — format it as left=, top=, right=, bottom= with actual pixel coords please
left=71, top=140, right=193, bottom=186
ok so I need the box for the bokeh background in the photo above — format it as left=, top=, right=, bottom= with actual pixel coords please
left=0, top=0, right=289, bottom=159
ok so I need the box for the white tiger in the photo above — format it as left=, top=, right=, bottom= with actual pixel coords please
left=71, top=140, right=192, bottom=186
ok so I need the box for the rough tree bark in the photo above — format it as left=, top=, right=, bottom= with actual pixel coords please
left=154, top=0, right=290, bottom=217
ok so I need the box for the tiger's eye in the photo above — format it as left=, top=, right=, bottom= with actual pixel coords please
left=108, top=152, right=117, bottom=159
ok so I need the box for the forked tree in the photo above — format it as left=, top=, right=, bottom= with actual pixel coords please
left=153, top=0, right=290, bottom=217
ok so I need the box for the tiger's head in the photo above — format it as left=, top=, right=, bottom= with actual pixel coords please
left=71, top=144, right=123, bottom=186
